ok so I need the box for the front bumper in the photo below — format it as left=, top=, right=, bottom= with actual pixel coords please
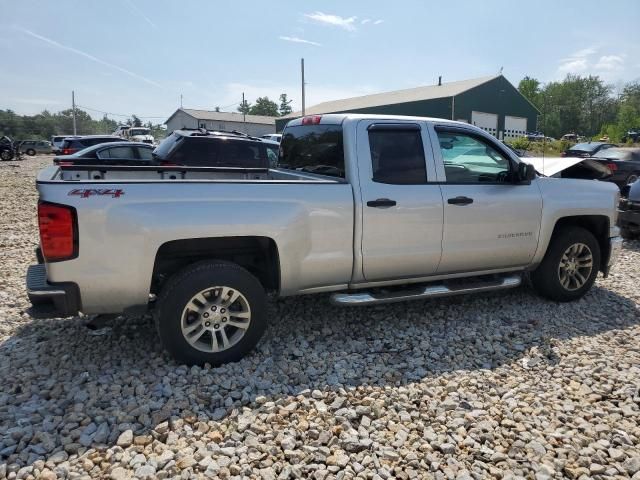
left=26, top=264, right=81, bottom=316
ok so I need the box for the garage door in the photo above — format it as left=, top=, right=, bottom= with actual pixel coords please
left=505, top=116, right=527, bottom=140
left=471, top=111, right=498, bottom=137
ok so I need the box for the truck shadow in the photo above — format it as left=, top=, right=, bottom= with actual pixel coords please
left=1, top=271, right=639, bottom=469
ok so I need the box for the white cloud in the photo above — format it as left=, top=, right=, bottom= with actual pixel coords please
left=373, top=19, right=384, bottom=25
left=594, top=54, right=625, bottom=71
left=304, top=12, right=357, bottom=31
left=556, top=47, right=628, bottom=79
left=15, top=27, right=163, bottom=89
left=278, top=36, right=322, bottom=47
left=361, top=19, right=371, bottom=25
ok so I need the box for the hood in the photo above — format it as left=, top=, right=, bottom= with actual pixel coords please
left=522, top=156, right=611, bottom=180
left=131, top=134, right=154, bottom=140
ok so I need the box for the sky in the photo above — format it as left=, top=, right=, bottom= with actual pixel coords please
left=1, top=0, right=639, bottom=122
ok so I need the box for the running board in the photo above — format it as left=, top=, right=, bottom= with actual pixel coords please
left=330, top=274, right=522, bottom=306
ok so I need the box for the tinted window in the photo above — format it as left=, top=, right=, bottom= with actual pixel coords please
left=171, top=138, right=218, bottom=166
left=438, top=131, right=511, bottom=183
left=368, top=127, right=427, bottom=184
left=153, top=133, right=181, bottom=159
left=279, top=125, right=344, bottom=178
left=98, top=146, right=135, bottom=159
left=217, top=140, right=268, bottom=168
left=570, top=143, right=599, bottom=152
left=137, top=147, right=154, bottom=160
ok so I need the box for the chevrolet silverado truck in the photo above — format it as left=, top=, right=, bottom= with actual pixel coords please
left=27, top=114, right=623, bottom=365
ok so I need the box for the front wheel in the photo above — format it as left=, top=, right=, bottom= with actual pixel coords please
left=26, top=149, right=36, bottom=156
left=0, top=149, right=12, bottom=161
left=530, top=226, right=601, bottom=302
left=626, top=173, right=639, bottom=186
left=154, top=261, right=268, bottom=366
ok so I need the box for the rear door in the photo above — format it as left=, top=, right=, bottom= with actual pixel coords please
left=357, top=120, right=444, bottom=281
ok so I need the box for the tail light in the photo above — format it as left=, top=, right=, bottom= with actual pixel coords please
left=61, top=148, right=76, bottom=155
left=301, top=115, right=322, bottom=125
left=38, top=202, right=78, bottom=262
left=606, top=162, right=618, bottom=171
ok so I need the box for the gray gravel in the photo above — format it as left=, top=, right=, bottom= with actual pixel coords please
left=1, top=156, right=639, bottom=480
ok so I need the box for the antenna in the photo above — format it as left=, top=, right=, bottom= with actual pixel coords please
left=301, top=58, right=306, bottom=116
left=72, top=90, right=77, bottom=135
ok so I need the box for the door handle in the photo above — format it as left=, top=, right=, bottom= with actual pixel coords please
left=367, top=198, right=397, bottom=208
left=447, top=196, right=474, bottom=205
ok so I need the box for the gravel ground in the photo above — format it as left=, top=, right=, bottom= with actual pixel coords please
left=1, top=156, right=640, bottom=480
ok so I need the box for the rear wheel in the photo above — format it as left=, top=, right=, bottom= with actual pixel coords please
left=0, top=149, right=12, bottom=161
left=626, top=173, right=639, bottom=186
left=531, top=226, right=600, bottom=302
left=154, top=261, right=267, bottom=366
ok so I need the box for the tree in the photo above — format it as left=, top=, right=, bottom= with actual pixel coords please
left=130, top=115, right=142, bottom=127
left=278, top=93, right=293, bottom=116
left=237, top=100, right=251, bottom=114
left=248, top=97, right=279, bottom=116
left=518, top=76, right=541, bottom=108
left=215, top=106, right=220, bottom=112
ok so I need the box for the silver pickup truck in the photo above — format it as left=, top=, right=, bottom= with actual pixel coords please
left=28, top=114, right=623, bottom=365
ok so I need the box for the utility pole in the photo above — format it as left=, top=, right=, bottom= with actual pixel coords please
left=301, top=58, right=306, bottom=116
left=180, top=94, right=183, bottom=109
left=242, top=92, right=246, bottom=132
left=72, top=90, right=77, bottom=135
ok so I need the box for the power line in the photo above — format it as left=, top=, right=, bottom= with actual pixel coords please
left=76, top=104, right=167, bottom=119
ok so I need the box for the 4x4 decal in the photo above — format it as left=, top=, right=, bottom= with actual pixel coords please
left=68, top=188, right=125, bottom=198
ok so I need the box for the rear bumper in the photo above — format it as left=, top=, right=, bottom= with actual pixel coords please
left=26, top=264, right=81, bottom=316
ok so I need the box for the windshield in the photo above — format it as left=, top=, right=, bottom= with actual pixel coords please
left=570, top=143, right=600, bottom=152
left=279, top=124, right=345, bottom=178
left=129, top=128, right=150, bottom=136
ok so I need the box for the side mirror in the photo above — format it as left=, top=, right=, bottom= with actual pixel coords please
left=517, top=162, right=536, bottom=183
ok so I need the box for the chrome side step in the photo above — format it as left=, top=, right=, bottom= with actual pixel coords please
left=330, top=274, right=522, bottom=306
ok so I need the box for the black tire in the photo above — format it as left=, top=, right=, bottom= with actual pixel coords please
left=0, top=149, right=12, bottom=161
left=626, top=173, right=639, bottom=186
left=530, top=226, right=601, bottom=302
left=621, top=227, right=638, bottom=240
left=26, top=149, right=36, bottom=156
left=154, top=260, right=267, bottom=366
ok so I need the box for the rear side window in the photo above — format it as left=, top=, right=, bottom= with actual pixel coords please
left=171, top=138, right=219, bottom=166
left=368, top=126, right=427, bottom=184
left=98, top=146, right=135, bottom=159
left=279, top=125, right=344, bottom=178
left=137, top=147, right=154, bottom=160
left=217, top=141, right=268, bottom=168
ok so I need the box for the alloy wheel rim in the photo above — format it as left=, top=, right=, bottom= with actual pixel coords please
left=181, top=286, right=251, bottom=353
left=558, top=242, right=593, bottom=291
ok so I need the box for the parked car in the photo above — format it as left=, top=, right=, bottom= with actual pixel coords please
left=561, top=142, right=617, bottom=158
left=51, top=136, right=70, bottom=154
left=153, top=129, right=279, bottom=167
left=621, top=128, right=639, bottom=143
left=27, top=114, right=622, bottom=365
left=19, top=140, right=52, bottom=156
left=0, top=136, right=22, bottom=161
left=53, top=142, right=155, bottom=166
left=261, top=134, right=282, bottom=143
left=589, top=148, right=640, bottom=188
left=618, top=179, right=640, bottom=239
left=59, top=135, right=123, bottom=155
left=561, top=133, right=579, bottom=142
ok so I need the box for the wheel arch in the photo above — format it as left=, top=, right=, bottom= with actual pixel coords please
left=550, top=215, right=610, bottom=272
left=151, top=236, right=281, bottom=297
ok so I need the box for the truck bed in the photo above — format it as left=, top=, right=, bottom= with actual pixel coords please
left=37, top=165, right=346, bottom=183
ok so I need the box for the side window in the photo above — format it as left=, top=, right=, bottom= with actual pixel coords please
left=368, top=127, right=427, bottom=185
left=437, top=131, right=511, bottom=183
left=171, top=139, right=218, bottom=166
left=98, top=146, right=135, bottom=159
left=137, top=147, right=154, bottom=160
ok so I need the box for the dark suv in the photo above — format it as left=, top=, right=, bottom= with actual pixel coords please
left=153, top=129, right=279, bottom=168
left=59, top=135, right=123, bottom=155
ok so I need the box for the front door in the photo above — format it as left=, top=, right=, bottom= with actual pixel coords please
left=357, top=121, right=444, bottom=281
left=433, top=126, right=543, bottom=273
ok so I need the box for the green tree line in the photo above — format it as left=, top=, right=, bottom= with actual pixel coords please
left=237, top=93, right=293, bottom=117
left=0, top=108, right=166, bottom=141
left=518, top=74, right=640, bottom=142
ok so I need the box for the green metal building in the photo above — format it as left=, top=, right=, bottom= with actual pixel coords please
left=276, top=75, right=540, bottom=140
